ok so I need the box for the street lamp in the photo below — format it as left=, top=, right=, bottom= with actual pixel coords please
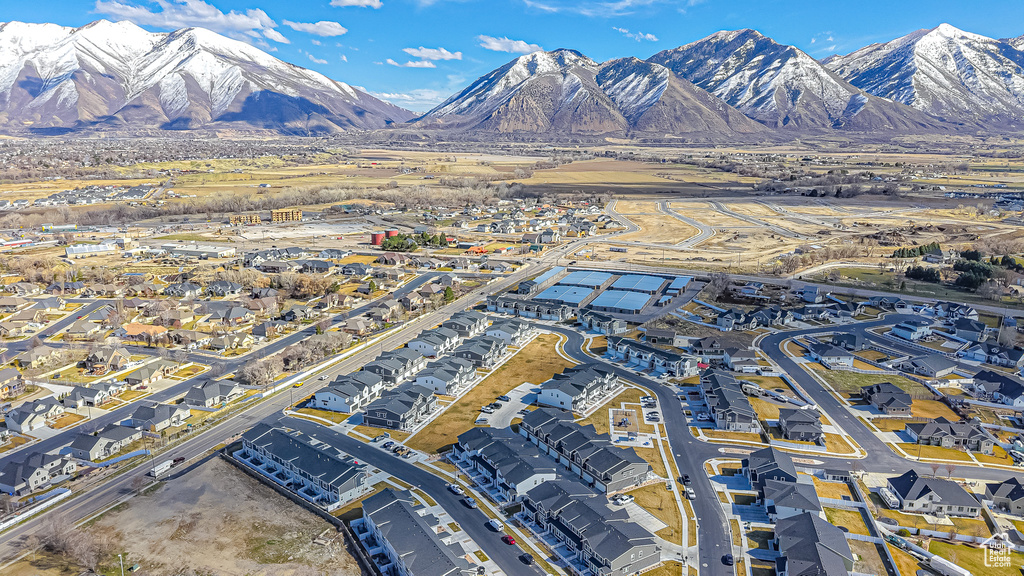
left=118, top=553, right=125, bottom=576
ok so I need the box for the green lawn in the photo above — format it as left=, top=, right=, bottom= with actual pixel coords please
left=815, top=369, right=928, bottom=397
left=928, top=541, right=1024, bottom=576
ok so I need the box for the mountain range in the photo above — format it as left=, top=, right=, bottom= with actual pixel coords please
left=0, top=20, right=413, bottom=135
left=1, top=20, right=1023, bottom=138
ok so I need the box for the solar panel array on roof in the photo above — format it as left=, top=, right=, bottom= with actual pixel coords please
left=531, top=266, right=565, bottom=286
left=611, top=275, right=666, bottom=294
left=558, top=270, right=612, bottom=288
left=589, top=290, right=652, bottom=313
left=536, top=285, right=594, bottom=305
left=668, top=277, right=693, bottom=292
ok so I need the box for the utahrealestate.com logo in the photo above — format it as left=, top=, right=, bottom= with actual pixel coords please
left=983, top=532, right=1013, bottom=568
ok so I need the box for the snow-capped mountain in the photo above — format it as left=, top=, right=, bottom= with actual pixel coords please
left=415, top=49, right=764, bottom=136
left=0, top=20, right=413, bottom=134
left=647, top=29, right=947, bottom=132
left=1009, top=36, right=1024, bottom=50
left=825, top=24, right=1024, bottom=127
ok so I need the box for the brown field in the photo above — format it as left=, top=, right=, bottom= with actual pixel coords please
left=615, top=212, right=700, bottom=245
left=13, top=457, right=364, bottom=576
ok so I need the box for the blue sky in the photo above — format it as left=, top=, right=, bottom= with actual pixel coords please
left=6, top=0, right=1024, bottom=111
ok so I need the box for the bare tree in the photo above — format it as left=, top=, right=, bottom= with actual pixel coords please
left=929, top=462, right=941, bottom=477
left=943, top=462, right=957, bottom=479
left=130, top=474, right=148, bottom=495
left=705, top=272, right=731, bottom=302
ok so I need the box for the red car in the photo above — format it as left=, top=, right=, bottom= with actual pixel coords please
left=501, top=535, right=516, bottom=545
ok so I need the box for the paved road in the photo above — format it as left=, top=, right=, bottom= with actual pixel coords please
left=570, top=259, right=1024, bottom=317
left=0, top=272, right=446, bottom=466
left=543, top=326, right=732, bottom=576
left=657, top=201, right=715, bottom=249
left=0, top=241, right=589, bottom=573
left=285, top=417, right=545, bottom=576
left=758, top=317, right=1024, bottom=482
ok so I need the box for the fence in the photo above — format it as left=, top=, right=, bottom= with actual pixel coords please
left=81, top=449, right=151, bottom=468
left=0, top=488, right=72, bottom=533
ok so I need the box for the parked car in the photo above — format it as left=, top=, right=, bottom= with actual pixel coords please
left=501, top=535, right=516, bottom=545
left=680, top=474, right=691, bottom=485
left=685, top=487, right=696, bottom=500
left=481, top=406, right=495, bottom=414
left=448, top=483, right=465, bottom=496
left=490, top=402, right=503, bottom=409
left=463, top=497, right=478, bottom=508
left=487, top=519, right=504, bottom=531
left=382, top=441, right=395, bottom=449
left=497, top=395, right=511, bottom=402
left=612, top=494, right=634, bottom=505
left=723, top=555, right=734, bottom=566
left=695, top=413, right=711, bottom=421
left=318, top=375, right=327, bottom=380
left=520, top=553, right=534, bottom=565
left=373, top=434, right=389, bottom=443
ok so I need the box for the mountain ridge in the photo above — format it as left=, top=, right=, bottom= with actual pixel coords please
left=413, top=48, right=767, bottom=137
left=0, top=19, right=414, bottom=135
left=824, top=23, right=1024, bottom=128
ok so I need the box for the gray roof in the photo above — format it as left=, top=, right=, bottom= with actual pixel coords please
left=888, top=469, right=979, bottom=508
left=362, top=489, right=470, bottom=576
left=763, top=479, right=822, bottom=513
left=242, top=423, right=368, bottom=491
left=774, top=512, right=853, bottom=576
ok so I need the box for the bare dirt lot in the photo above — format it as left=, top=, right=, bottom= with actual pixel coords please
left=88, top=457, right=361, bottom=576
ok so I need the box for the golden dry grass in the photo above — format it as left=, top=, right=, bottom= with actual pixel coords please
left=911, top=399, right=961, bottom=420
left=406, top=334, right=574, bottom=453
left=627, top=483, right=683, bottom=544
left=824, top=507, right=872, bottom=536
left=812, top=477, right=854, bottom=500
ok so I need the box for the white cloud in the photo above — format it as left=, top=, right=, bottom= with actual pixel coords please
left=521, top=0, right=665, bottom=17
left=93, top=0, right=289, bottom=43
left=477, top=35, right=543, bottom=54
left=386, top=58, right=437, bottom=68
left=330, top=0, right=382, bottom=6
left=371, top=88, right=449, bottom=112
left=263, top=28, right=290, bottom=44
left=402, top=46, right=463, bottom=61
left=340, top=54, right=348, bottom=62
left=308, top=54, right=328, bottom=65
left=612, top=27, right=657, bottom=42
left=283, top=20, right=348, bottom=37
left=311, top=39, right=322, bottom=45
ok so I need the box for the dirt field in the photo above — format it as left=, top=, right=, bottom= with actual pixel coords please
left=673, top=202, right=750, bottom=229
left=615, top=212, right=699, bottom=244
left=87, top=457, right=361, bottom=576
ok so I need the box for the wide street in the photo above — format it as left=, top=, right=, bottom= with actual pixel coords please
left=0, top=240, right=586, bottom=575
left=4, top=227, right=1024, bottom=576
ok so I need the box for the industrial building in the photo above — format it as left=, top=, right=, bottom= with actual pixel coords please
left=161, top=244, right=237, bottom=259
left=588, top=290, right=653, bottom=314
left=610, top=274, right=666, bottom=294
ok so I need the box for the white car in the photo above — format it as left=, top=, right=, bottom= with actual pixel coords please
left=695, top=413, right=711, bottom=421
left=448, top=483, right=465, bottom=496
left=481, top=406, right=495, bottom=414
left=685, top=487, right=696, bottom=500
left=487, top=519, right=504, bottom=531
left=612, top=494, right=634, bottom=505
